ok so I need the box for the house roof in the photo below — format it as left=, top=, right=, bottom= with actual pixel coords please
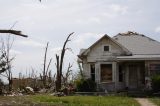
left=78, top=31, right=160, bottom=60
left=78, top=34, right=132, bottom=58
left=79, top=49, right=86, bottom=56
left=113, top=31, right=160, bottom=55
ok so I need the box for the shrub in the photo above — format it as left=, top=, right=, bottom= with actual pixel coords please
left=75, top=78, right=96, bottom=92
left=0, top=79, right=4, bottom=95
left=151, top=75, right=160, bottom=92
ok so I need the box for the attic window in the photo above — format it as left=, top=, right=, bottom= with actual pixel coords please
left=104, top=46, right=109, bottom=51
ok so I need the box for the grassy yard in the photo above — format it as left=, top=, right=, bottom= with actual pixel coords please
left=149, top=97, right=160, bottom=106
left=0, top=95, right=140, bottom=106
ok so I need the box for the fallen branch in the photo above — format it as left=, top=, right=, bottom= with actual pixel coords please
left=0, top=29, right=28, bottom=37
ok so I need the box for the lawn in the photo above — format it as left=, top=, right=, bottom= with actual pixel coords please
left=149, top=97, right=160, bottom=106
left=0, top=95, right=140, bottom=106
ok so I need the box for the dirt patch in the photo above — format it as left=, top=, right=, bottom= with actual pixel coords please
left=135, top=98, right=156, bottom=106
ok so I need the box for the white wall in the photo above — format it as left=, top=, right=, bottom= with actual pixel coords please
left=87, top=38, right=126, bottom=62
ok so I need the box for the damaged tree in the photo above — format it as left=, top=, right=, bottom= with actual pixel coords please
left=40, top=42, right=52, bottom=88
left=55, top=32, right=74, bottom=91
left=62, top=63, right=73, bottom=87
left=0, top=35, right=15, bottom=91
left=0, top=24, right=27, bottom=92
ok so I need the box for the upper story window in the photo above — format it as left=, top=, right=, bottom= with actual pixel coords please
left=104, top=45, right=110, bottom=52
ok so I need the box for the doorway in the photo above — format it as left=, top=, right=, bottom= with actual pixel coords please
left=129, top=65, right=138, bottom=89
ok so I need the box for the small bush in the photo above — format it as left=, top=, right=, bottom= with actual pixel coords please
left=151, top=75, right=160, bottom=92
left=75, top=78, right=96, bottom=92
left=0, top=79, right=4, bottom=95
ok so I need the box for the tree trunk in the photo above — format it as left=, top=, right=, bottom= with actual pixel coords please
left=56, top=55, right=61, bottom=91
left=55, top=32, right=74, bottom=91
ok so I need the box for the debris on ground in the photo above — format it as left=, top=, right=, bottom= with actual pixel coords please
left=25, top=87, right=34, bottom=94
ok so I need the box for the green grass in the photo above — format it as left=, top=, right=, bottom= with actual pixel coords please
left=149, top=97, right=160, bottom=106
left=30, top=95, right=140, bottom=106
left=0, top=95, right=140, bottom=106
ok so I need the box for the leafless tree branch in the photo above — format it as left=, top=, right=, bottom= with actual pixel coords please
left=0, top=30, right=28, bottom=37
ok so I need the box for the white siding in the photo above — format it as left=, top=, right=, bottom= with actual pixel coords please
left=82, top=58, right=90, bottom=79
left=81, top=36, right=128, bottom=91
left=87, top=38, right=125, bottom=62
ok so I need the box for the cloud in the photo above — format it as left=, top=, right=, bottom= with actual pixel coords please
left=50, top=47, right=62, bottom=54
left=10, top=49, right=22, bottom=55
left=102, top=4, right=128, bottom=19
left=73, top=32, right=104, bottom=47
left=89, top=17, right=101, bottom=24
left=109, top=4, right=128, bottom=15
left=155, top=26, right=160, bottom=33
left=17, top=39, right=45, bottom=48
left=76, top=17, right=101, bottom=24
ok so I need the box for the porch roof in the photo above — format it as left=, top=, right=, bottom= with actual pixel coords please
left=117, top=55, right=160, bottom=61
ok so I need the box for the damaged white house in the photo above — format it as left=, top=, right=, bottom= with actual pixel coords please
left=78, top=31, right=160, bottom=91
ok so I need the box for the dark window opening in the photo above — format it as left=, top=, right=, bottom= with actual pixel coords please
left=149, top=64, right=160, bottom=76
left=119, top=65, right=123, bottom=82
left=90, top=64, right=95, bottom=81
left=101, top=64, right=112, bottom=82
left=104, top=46, right=109, bottom=51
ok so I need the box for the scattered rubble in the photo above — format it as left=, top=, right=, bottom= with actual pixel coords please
left=39, top=88, right=47, bottom=93
left=51, top=92, right=65, bottom=97
left=118, top=31, right=140, bottom=36
left=25, top=87, right=34, bottom=94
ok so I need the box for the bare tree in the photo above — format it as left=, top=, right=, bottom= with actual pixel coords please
left=0, top=35, right=15, bottom=91
left=62, top=63, right=73, bottom=87
left=0, top=53, right=8, bottom=74
left=55, top=32, right=74, bottom=91
left=40, top=42, right=52, bottom=88
left=0, top=24, right=27, bottom=75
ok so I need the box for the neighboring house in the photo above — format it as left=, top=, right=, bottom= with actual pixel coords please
left=78, top=31, right=160, bottom=92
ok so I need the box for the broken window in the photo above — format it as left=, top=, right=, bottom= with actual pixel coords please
left=101, top=64, right=112, bottom=82
left=90, top=64, right=95, bottom=81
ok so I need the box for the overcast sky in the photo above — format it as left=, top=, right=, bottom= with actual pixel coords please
left=0, top=0, right=160, bottom=78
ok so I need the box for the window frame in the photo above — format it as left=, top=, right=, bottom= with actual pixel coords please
left=103, top=45, right=110, bottom=52
left=100, top=63, right=113, bottom=83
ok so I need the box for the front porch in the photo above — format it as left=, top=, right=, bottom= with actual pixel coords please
left=89, top=59, right=160, bottom=92
left=95, top=61, right=148, bottom=92
left=117, top=61, right=145, bottom=91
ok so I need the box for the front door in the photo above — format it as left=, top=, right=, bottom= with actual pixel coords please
left=129, top=65, right=138, bottom=89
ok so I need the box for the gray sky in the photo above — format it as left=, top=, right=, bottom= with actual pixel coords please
left=0, top=0, right=160, bottom=78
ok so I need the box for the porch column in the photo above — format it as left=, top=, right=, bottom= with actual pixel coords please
left=112, top=62, right=115, bottom=82
left=145, top=61, right=152, bottom=90
left=113, top=62, right=118, bottom=91
left=95, top=62, right=100, bottom=84
left=125, top=65, right=129, bottom=88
